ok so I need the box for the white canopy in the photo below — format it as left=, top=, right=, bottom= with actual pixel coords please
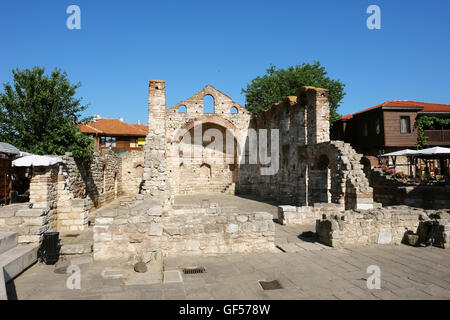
left=415, top=146, right=450, bottom=155
left=380, top=149, right=420, bottom=157
left=12, top=155, right=63, bottom=167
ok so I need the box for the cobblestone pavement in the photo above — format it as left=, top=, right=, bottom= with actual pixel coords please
left=7, top=222, right=450, bottom=300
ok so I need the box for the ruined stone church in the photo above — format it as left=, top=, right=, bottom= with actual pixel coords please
left=141, top=80, right=373, bottom=211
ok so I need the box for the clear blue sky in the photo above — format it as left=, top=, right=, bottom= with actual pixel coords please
left=1, top=0, right=449, bottom=124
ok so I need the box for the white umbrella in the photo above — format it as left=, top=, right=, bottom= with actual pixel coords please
left=380, top=149, right=420, bottom=157
left=0, top=142, right=21, bottom=155
left=12, top=155, right=63, bottom=167
left=415, top=146, right=450, bottom=155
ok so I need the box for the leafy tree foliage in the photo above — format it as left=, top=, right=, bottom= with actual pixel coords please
left=0, top=67, right=93, bottom=162
left=242, top=62, right=346, bottom=123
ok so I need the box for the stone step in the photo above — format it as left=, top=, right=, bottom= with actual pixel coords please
left=0, top=268, right=6, bottom=300
left=0, top=232, right=18, bottom=255
left=0, top=244, right=38, bottom=282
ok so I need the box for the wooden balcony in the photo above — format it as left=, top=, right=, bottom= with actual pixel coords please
left=424, top=130, right=450, bottom=145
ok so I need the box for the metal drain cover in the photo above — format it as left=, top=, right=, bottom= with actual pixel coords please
left=182, top=267, right=206, bottom=275
left=259, top=280, right=282, bottom=290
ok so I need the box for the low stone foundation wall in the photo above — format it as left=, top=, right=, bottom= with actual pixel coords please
left=278, top=203, right=345, bottom=225
left=0, top=204, right=54, bottom=243
left=93, top=200, right=275, bottom=260
left=162, top=208, right=275, bottom=255
left=317, top=206, right=449, bottom=248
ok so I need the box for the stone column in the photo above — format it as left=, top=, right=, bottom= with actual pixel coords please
left=142, top=80, right=168, bottom=198
left=298, top=86, right=330, bottom=145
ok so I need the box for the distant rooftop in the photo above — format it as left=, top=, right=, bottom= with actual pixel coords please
left=79, top=117, right=148, bottom=136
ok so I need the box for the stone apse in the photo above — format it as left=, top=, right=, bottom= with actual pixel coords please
left=141, top=80, right=373, bottom=211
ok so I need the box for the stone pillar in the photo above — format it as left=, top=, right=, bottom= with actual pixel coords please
left=142, top=80, right=168, bottom=198
left=298, top=86, right=330, bottom=145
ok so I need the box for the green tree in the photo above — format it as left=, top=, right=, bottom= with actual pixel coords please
left=242, top=62, right=346, bottom=123
left=0, top=67, right=93, bottom=162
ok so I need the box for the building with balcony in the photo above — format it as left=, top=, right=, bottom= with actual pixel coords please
left=331, top=100, right=450, bottom=156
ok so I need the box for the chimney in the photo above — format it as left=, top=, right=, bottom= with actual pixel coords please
left=119, top=117, right=124, bottom=122
left=137, top=120, right=141, bottom=125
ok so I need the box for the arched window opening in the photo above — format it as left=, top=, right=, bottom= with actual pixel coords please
left=230, top=106, right=238, bottom=114
left=203, top=95, right=215, bottom=114
left=178, top=105, right=187, bottom=113
left=317, top=154, right=330, bottom=170
left=200, top=163, right=212, bottom=178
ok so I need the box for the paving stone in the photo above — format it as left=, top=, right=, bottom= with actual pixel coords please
left=295, top=242, right=324, bottom=251
left=6, top=237, right=450, bottom=300
left=101, top=267, right=123, bottom=280
left=163, top=270, right=183, bottom=283
left=60, top=244, right=92, bottom=255
left=70, top=256, right=93, bottom=265
left=277, top=243, right=305, bottom=253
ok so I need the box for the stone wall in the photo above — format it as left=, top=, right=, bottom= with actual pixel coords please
left=119, top=151, right=144, bottom=196
left=237, top=87, right=373, bottom=210
left=0, top=150, right=122, bottom=239
left=162, top=207, right=275, bottom=255
left=164, top=85, right=251, bottom=196
left=56, top=150, right=121, bottom=232
left=0, top=164, right=60, bottom=243
left=369, top=168, right=450, bottom=208
left=278, top=203, right=345, bottom=226
left=0, top=204, right=53, bottom=244
left=317, top=206, right=449, bottom=248
left=93, top=199, right=275, bottom=260
left=60, top=150, right=121, bottom=208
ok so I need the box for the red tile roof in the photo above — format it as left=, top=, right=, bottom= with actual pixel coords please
left=79, top=118, right=148, bottom=136
left=339, top=100, right=450, bottom=120
left=340, top=114, right=353, bottom=120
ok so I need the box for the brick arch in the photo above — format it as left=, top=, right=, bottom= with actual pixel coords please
left=167, top=115, right=244, bottom=179
left=169, top=115, right=243, bottom=145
